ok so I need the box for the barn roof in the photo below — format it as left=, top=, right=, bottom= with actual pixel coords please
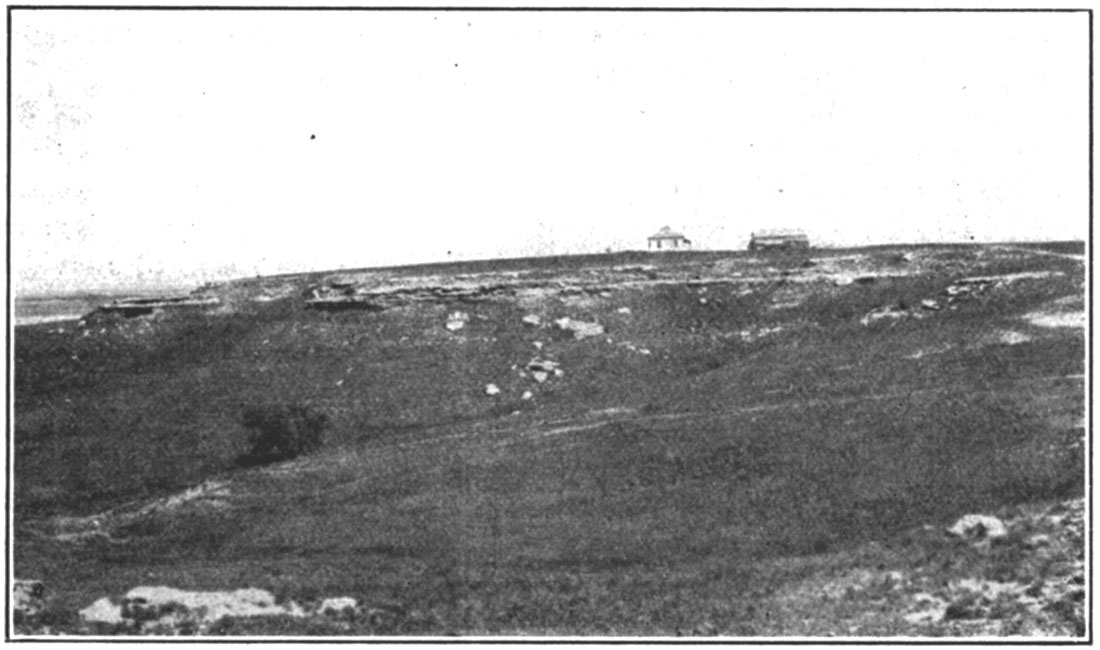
left=752, top=229, right=808, bottom=238
left=648, top=226, right=687, bottom=240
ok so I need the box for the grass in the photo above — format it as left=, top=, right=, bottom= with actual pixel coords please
left=11, top=243, right=1086, bottom=636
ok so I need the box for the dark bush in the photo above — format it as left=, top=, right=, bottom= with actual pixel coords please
left=236, top=404, right=328, bottom=467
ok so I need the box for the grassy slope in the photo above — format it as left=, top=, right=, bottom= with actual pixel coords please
left=12, top=245, right=1085, bottom=635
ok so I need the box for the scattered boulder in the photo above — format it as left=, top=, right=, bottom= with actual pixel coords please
left=445, top=311, right=469, bottom=332
left=944, top=277, right=1000, bottom=301
left=1024, top=533, right=1052, bottom=549
left=525, top=359, right=565, bottom=383
left=619, top=341, right=653, bottom=355
left=739, top=325, right=784, bottom=342
left=522, top=314, right=542, bottom=327
left=533, top=341, right=543, bottom=351
left=947, top=514, right=1008, bottom=543
left=80, top=597, right=126, bottom=626
left=996, top=330, right=1032, bottom=346
left=903, top=593, right=950, bottom=625
left=485, top=384, right=501, bottom=396
left=616, top=306, right=632, bottom=315
left=320, top=597, right=358, bottom=619
left=860, top=304, right=910, bottom=326
left=552, top=317, right=605, bottom=340
left=521, top=391, right=534, bottom=400
left=526, top=359, right=561, bottom=374
left=920, top=299, right=941, bottom=311
left=13, top=580, right=45, bottom=619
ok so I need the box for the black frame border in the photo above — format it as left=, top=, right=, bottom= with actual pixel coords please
left=4, top=5, right=1093, bottom=644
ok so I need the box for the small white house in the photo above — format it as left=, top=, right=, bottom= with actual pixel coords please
left=647, top=226, right=691, bottom=251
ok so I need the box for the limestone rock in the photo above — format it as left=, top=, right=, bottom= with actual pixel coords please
left=320, top=597, right=358, bottom=618
left=13, top=580, right=45, bottom=618
left=947, top=514, right=1008, bottom=542
left=526, top=359, right=560, bottom=373
left=80, top=597, right=125, bottom=626
left=860, top=304, right=910, bottom=326
left=81, top=586, right=305, bottom=632
left=552, top=317, right=605, bottom=339
left=445, top=311, right=469, bottom=331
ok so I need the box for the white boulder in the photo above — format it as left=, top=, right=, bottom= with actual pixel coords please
left=80, top=597, right=125, bottom=626
left=526, top=359, right=560, bottom=373
left=947, top=514, right=1008, bottom=542
left=126, top=586, right=293, bottom=622
left=320, top=596, right=358, bottom=617
left=552, top=317, right=605, bottom=340
left=445, top=311, right=469, bottom=332
left=81, top=586, right=306, bottom=631
left=860, top=305, right=909, bottom=326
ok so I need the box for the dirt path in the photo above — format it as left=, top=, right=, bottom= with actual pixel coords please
left=498, top=373, right=1085, bottom=447
left=309, top=372, right=1083, bottom=465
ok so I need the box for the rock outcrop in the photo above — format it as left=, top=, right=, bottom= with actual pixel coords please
left=80, top=586, right=306, bottom=634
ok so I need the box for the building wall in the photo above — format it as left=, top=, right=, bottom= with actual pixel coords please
left=649, top=237, right=686, bottom=250
left=749, top=235, right=810, bottom=251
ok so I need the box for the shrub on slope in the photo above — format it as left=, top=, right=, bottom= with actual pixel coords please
left=236, top=404, right=328, bottom=467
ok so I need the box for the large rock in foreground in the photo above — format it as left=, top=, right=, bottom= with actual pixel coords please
left=13, top=580, right=45, bottom=620
left=80, top=586, right=306, bottom=633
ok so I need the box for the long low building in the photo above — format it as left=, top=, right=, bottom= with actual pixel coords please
left=748, top=230, right=811, bottom=252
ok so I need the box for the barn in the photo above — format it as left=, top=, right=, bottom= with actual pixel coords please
left=748, top=230, right=811, bottom=252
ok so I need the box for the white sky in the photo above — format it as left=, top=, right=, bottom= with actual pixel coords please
left=11, top=10, right=1090, bottom=293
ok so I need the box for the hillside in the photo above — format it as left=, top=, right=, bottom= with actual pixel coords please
left=11, top=243, right=1086, bottom=637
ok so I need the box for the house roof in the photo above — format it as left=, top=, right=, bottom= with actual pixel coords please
left=648, top=226, right=687, bottom=240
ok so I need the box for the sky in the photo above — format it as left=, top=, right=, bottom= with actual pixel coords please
left=11, top=9, right=1090, bottom=294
